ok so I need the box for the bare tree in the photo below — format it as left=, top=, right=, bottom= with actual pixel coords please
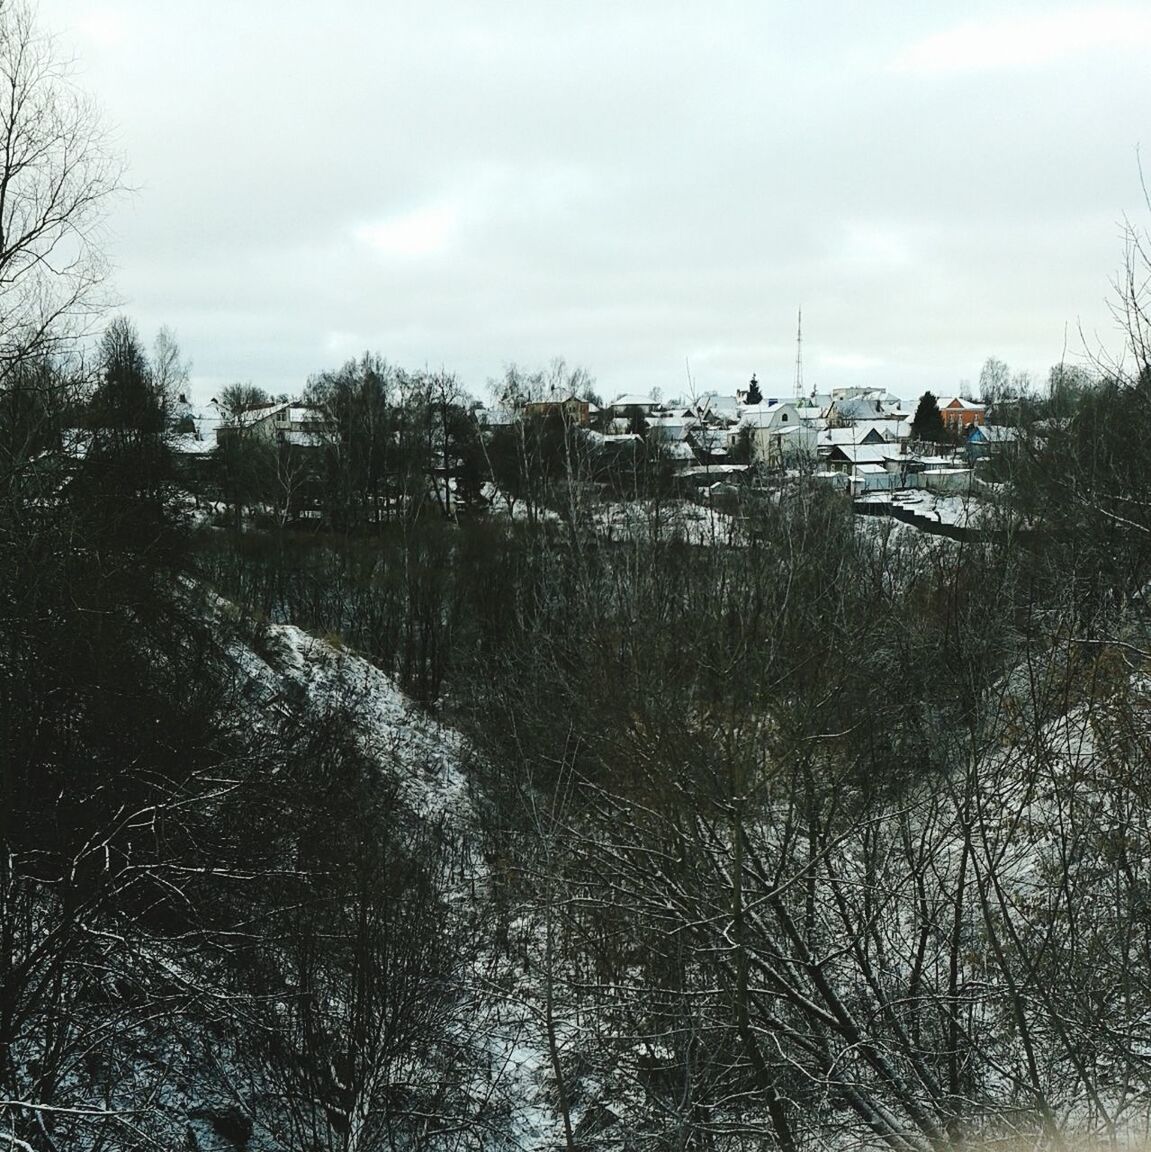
left=0, top=2, right=122, bottom=368
left=151, top=326, right=190, bottom=411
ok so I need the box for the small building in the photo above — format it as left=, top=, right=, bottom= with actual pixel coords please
left=965, top=423, right=1019, bottom=460
left=935, top=396, right=986, bottom=432
left=646, top=413, right=695, bottom=442
left=828, top=396, right=883, bottom=425
left=818, top=425, right=887, bottom=450
left=608, top=392, right=660, bottom=416
left=689, top=393, right=740, bottom=423
left=522, top=395, right=592, bottom=426
left=216, top=401, right=333, bottom=446
left=921, top=467, right=973, bottom=494
left=825, top=443, right=906, bottom=475
left=849, top=463, right=901, bottom=495
left=740, top=402, right=818, bottom=466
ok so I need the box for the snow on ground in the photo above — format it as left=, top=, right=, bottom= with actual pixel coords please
left=479, top=481, right=745, bottom=545
left=858, top=488, right=987, bottom=528
left=590, top=498, right=745, bottom=545
left=225, top=614, right=567, bottom=1150
left=266, top=623, right=471, bottom=827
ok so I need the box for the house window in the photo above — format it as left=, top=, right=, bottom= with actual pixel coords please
left=781, top=413, right=788, bottom=422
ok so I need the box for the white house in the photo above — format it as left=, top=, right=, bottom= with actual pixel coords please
left=740, top=402, right=817, bottom=466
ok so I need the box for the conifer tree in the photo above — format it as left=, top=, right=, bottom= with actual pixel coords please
left=911, top=390, right=947, bottom=442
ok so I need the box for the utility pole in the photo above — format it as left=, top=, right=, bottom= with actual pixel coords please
left=794, top=308, right=804, bottom=402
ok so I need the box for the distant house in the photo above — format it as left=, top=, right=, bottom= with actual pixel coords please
left=215, top=402, right=284, bottom=444
left=825, top=443, right=903, bottom=474
left=965, top=423, right=1019, bottom=460
left=688, top=425, right=731, bottom=463
left=216, top=401, right=332, bottom=446
left=646, top=413, right=695, bottom=442
left=794, top=404, right=827, bottom=427
left=741, top=401, right=817, bottom=465
left=608, top=393, right=660, bottom=416
left=849, top=463, right=901, bottom=495
left=935, top=396, right=986, bottom=432
left=522, top=395, right=592, bottom=426
left=818, top=425, right=887, bottom=450
left=741, top=401, right=799, bottom=432
left=689, top=392, right=740, bottom=423
left=828, top=396, right=883, bottom=425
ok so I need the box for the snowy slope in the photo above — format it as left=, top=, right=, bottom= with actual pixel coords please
left=224, top=618, right=569, bottom=1152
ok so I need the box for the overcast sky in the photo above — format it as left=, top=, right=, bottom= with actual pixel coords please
left=35, top=0, right=1151, bottom=404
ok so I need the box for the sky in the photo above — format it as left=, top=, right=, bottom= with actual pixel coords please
left=34, top=0, right=1151, bottom=405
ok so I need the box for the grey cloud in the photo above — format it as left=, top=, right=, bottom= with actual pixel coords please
left=36, top=0, right=1149, bottom=400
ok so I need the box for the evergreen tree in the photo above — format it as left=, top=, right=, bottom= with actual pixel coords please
left=746, top=373, right=763, bottom=406
left=82, top=316, right=177, bottom=548
left=910, top=390, right=947, bottom=443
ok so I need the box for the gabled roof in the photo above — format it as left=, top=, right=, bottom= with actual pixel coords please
left=819, top=425, right=886, bottom=447
left=609, top=392, right=658, bottom=409
left=584, top=429, right=643, bottom=445
left=936, top=396, right=985, bottom=411
left=826, top=443, right=901, bottom=465
left=830, top=397, right=883, bottom=419
left=696, top=393, right=740, bottom=415
left=225, top=402, right=286, bottom=427
left=740, top=401, right=797, bottom=428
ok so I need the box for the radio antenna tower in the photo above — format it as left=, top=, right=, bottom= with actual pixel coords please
left=793, top=307, right=804, bottom=402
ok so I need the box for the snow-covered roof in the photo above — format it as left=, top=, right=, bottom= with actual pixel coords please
left=969, top=423, right=1019, bottom=442
left=936, top=396, right=985, bottom=411
left=584, top=430, right=643, bottom=445
left=830, top=397, right=883, bottom=421
left=610, top=392, right=658, bottom=409
left=740, top=402, right=797, bottom=428
left=827, top=443, right=901, bottom=464
left=679, top=463, right=751, bottom=476
left=820, top=425, right=886, bottom=447
left=226, top=402, right=285, bottom=426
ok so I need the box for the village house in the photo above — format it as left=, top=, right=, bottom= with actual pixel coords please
left=965, top=422, right=1020, bottom=461
left=818, top=424, right=887, bottom=450
left=740, top=402, right=818, bottom=466
left=824, top=443, right=904, bottom=474
left=935, top=396, right=986, bottom=432
left=215, top=400, right=332, bottom=447
left=608, top=392, right=660, bottom=417
left=521, top=395, right=593, bottom=426
left=646, top=412, right=695, bottom=442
